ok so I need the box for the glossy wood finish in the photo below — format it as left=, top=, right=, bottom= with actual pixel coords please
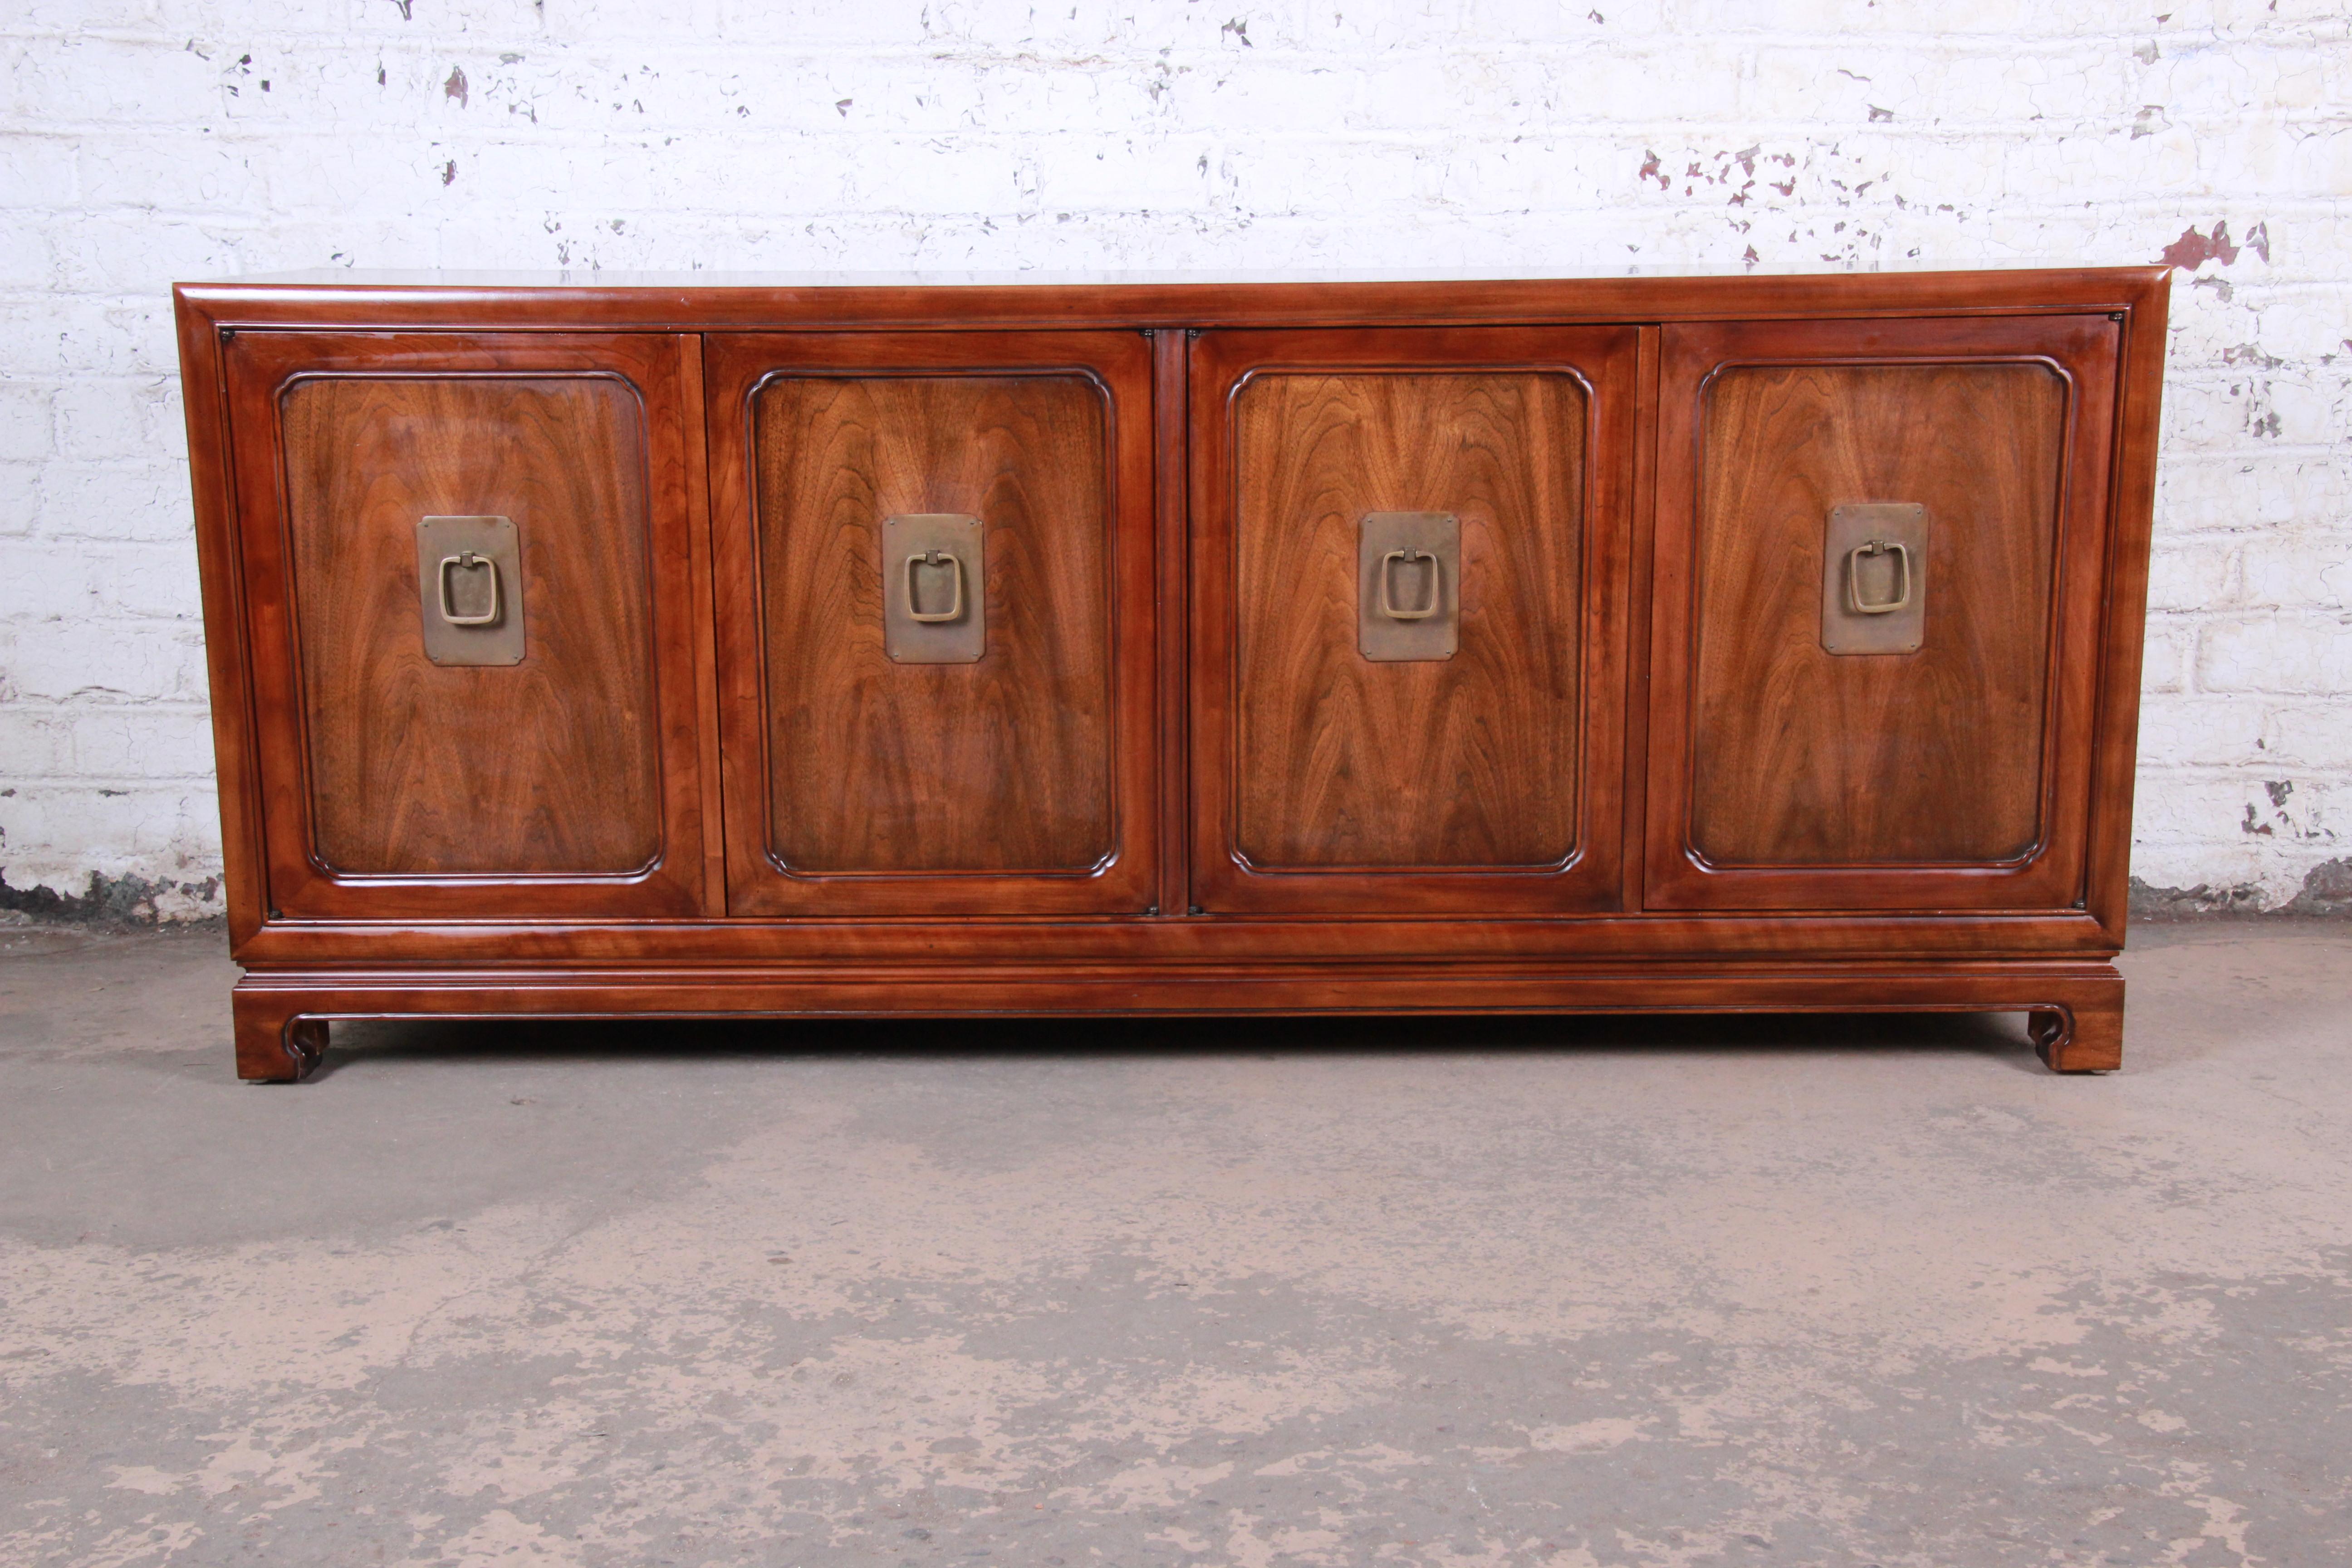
left=225, top=960, right=2124, bottom=1081
left=1236, top=374, right=1581, bottom=863
left=1151, top=330, right=1192, bottom=922
left=227, top=908, right=2121, bottom=967
left=173, top=269, right=2170, bottom=1082
left=181, top=267, right=2168, bottom=335
left=2085, top=290, right=2172, bottom=944
left=1648, top=315, right=2123, bottom=912
left=755, top=379, right=1102, bottom=868
left=1191, top=327, right=1639, bottom=914
left=279, top=374, right=662, bottom=874
left=705, top=331, right=1157, bottom=916
left=176, top=294, right=266, bottom=942
left=1689, top=362, right=2064, bottom=864
left=218, top=330, right=708, bottom=920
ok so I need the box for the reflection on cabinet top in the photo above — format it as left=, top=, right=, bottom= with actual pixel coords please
left=176, top=267, right=2169, bottom=332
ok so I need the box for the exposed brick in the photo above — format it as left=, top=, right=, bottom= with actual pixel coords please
left=2157, top=453, right=2348, bottom=535
left=2138, top=617, right=2196, bottom=696
left=0, top=133, right=77, bottom=208
left=0, top=384, right=53, bottom=461
left=0, top=0, right=2343, bottom=911
left=0, top=538, right=100, bottom=619
left=2198, top=611, right=2352, bottom=696
left=36, top=462, right=191, bottom=543
left=0, top=709, right=75, bottom=776
left=0, top=462, right=41, bottom=539
left=97, top=542, right=203, bottom=620
left=67, top=703, right=215, bottom=778
left=52, top=378, right=178, bottom=463
left=2238, top=532, right=2352, bottom=611
left=2144, top=539, right=2239, bottom=612
left=4, top=621, right=207, bottom=703
left=0, top=784, right=222, bottom=891
left=2262, top=701, right=2352, bottom=772
left=2136, top=694, right=2272, bottom=772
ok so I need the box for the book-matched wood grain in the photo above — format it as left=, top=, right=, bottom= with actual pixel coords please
left=1647, top=314, right=2123, bottom=911
left=1191, top=326, right=1639, bottom=914
left=752, top=373, right=1112, bottom=874
left=172, top=270, right=2171, bottom=1080
left=705, top=330, right=1158, bottom=916
left=1231, top=370, right=1588, bottom=868
left=218, top=330, right=708, bottom=921
left=1688, top=360, right=2067, bottom=865
left=279, top=374, right=662, bottom=875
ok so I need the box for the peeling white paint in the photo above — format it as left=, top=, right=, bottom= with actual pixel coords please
left=0, top=2, right=2346, bottom=910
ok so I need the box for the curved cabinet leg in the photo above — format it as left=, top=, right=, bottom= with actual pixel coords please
left=234, top=992, right=327, bottom=1082
left=2030, top=985, right=2123, bottom=1074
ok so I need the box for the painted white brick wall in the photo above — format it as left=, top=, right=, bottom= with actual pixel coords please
left=2, top=0, right=2346, bottom=917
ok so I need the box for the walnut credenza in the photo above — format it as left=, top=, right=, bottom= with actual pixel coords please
left=174, top=268, right=2169, bottom=1081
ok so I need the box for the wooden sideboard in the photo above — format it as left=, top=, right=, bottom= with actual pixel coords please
left=173, top=268, right=2169, bottom=1081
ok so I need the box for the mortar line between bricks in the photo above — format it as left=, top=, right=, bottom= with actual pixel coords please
left=1, top=17, right=2346, bottom=911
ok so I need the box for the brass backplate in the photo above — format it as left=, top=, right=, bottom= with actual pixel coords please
left=882, top=513, right=985, bottom=664
left=416, top=514, right=525, bottom=666
left=1821, top=502, right=1929, bottom=657
left=1358, top=511, right=1460, bottom=662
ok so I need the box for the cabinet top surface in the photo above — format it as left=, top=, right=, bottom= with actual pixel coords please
left=196, top=262, right=2163, bottom=289
left=174, top=265, right=2169, bottom=329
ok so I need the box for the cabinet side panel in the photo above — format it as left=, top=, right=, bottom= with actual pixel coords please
left=1690, top=361, right=2065, bottom=866
left=752, top=374, right=1114, bottom=874
left=1232, top=372, right=1588, bottom=869
left=281, top=376, right=663, bottom=875
left=174, top=293, right=267, bottom=943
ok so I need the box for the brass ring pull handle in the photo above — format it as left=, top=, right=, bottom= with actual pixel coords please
left=903, top=550, right=965, bottom=623
left=1378, top=548, right=1441, bottom=620
left=1845, top=538, right=1912, bottom=616
left=436, top=550, right=501, bottom=626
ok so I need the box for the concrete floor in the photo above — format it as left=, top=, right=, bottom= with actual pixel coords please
left=0, top=926, right=2347, bottom=1568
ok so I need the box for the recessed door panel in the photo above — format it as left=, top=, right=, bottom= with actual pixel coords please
left=1192, top=328, right=1637, bottom=915
left=282, top=376, right=661, bottom=876
left=1647, top=316, right=2122, bottom=911
left=755, top=375, right=1110, bottom=875
left=708, top=332, right=1156, bottom=916
left=223, top=332, right=708, bottom=921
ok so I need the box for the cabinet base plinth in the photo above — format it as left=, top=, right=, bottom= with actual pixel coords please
left=233, top=992, right=328, bottom=1083
left=227, top=960, right=2125, bottom=1082
left=2030, top=995, right=2124, bottom=1073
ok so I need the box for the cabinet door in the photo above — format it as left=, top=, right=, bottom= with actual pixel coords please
left=1191, top=327, right=1637, bottom=915
left=1646, top=316, right=2122, bottom=911
left=706, top=332, right=1157, bottom=916
left=221, top=331, right=709, bottom=921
